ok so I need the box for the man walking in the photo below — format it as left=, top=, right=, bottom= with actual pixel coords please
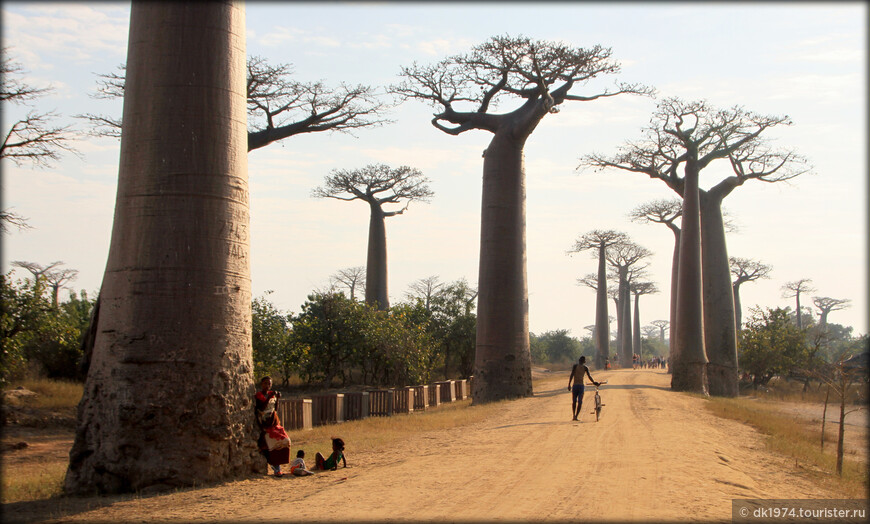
left=567, top=356, right=600, bottom=421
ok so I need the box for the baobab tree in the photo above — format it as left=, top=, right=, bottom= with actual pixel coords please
left=583, top=98, right=810, bottom=396
left=77, top=57, right=389, bottom=151
left=782, top=279, right=815, bottom=331
left=43, top=266, right=78, bottom=309
left=65, top=3, right=255, bottom=495
left=631, top=281, right=658, bottom=360
left=729, top=256, right=772, bottom=330
left=12, top=260, right=62, bottom=285
left=394, top=35, right=648, bottom=403
left=812, top=296, right=851, bottom=330
left=651, top=320, right=670, bottom=345
left=605, top=240, right=651, bottom=368
left=629, top=199, right=681, bottom=363
left=569, top=230, right=628, bottom=369
left=405, top=275, right=445, bottom=312
left=329, top=266, right=366, bottom=301
left=313, top=164, right=433, bottom=310
left=641, top=325, right=659, bottom=341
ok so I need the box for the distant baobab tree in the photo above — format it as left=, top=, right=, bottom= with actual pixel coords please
left=729, top=256, right=772, bottom=330
left=569, top=230, right=628, bottom=369
left=631, top=281, right=658, bottom=360
left=329, top=266, right=366, bottom=301
left=406, top=275, right=445, bottom=312
left=605, top=239, right=651, bottom=368
left=641, top=325, right=659, bottom=341
left=43, top=266, right=78, bottom=308
left=313, top=164, right=433, bottom=310
left=394, top=34, right=650, bottom=403
left=583, top=98, right=810, bottom=396
left=651, top=320, right=670, bottom=344
left=782, top=279, right=815, bottom=331
left=66, top=3, right=254, bottom=495
left=812, top=296, right=851, bottom=330
left=629, top=199, right=681, bottom=363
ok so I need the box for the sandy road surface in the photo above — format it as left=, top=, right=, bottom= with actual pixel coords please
left=7, top=369, right=856, bottom=523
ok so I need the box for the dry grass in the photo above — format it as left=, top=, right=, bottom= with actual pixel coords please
left=744, top=377, right=867, bottom=404
left=12, top=379, right=83, bottom=409
left=287, top=398, right=503, bottom=458
left=1, top=461, right=68, bottom=504
left=705, top=396, right=868, bottom=498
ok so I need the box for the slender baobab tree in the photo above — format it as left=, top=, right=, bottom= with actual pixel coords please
left=629, top=199, right=681, bottom=364
left=812, top=296, right=851, bottom=330
left=12, top=260, right=62, bottom=286
left=631, top=281, right=658, bottom=360
left=65, top=3, right=255, bottom=495
left=313, top=164, right=433, bottom=310
left=406, top=275, right=445, bottom=312
left=394, top=35, right=649, bottom=403
left=782, top=279, right=815, bottom=331
left=329, top=266, right=366, bottom=301
left=583, top=98, right=810, bottom=396
left=641, top=325, right=659, bottom=341
left=569, top=230, right=628, bottom=369
left=605, top=240, right=651, bottom=368
left=43, top=266, right=78, bottom=308
left=651, top=319, right=670, bottom=345
left=729, top=256, right=772, bottom=330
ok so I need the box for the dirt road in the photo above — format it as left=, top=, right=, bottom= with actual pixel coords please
left=8, top=369, right=854, bottom=522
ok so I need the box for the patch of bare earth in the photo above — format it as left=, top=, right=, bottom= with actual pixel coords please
left=3, top=370, right=863, bottom=523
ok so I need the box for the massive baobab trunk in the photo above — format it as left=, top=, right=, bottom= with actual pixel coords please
left=668, top=228, right=680, bottom=373
left=700, top=193, right=738, bottom=397
left=620, top=276, right=632, bottom=367
left=595, top=243, right=609, bottom=369
left=473, top=129, right=533, bottom=402
left=732, top=282, right=744, bottom=330
left=632, top=292, right=642, bottom=361
left=65, top=2, right=257, bottom=495
left=672, top=159, right=708, bottom=394
left=365, top=203, right=389, bottom=310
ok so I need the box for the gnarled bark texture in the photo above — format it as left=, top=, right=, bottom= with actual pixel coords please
left=65, top=2, right=257, bottom=495
left=700, top=192, right=738, bottom=397
left=671, top=160, right=708, bottom=394
left=473, top=129, right=533, bottom=402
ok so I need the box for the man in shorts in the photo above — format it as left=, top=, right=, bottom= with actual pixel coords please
left=567, top=356, right=600, bottom=421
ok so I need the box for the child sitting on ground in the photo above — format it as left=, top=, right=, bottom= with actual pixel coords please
left=314, top=437, right=346, bottom=471
left=289, top=450, right=314, bottom=476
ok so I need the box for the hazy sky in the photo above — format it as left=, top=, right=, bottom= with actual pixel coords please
left=2, top=2, right=867, bottom=338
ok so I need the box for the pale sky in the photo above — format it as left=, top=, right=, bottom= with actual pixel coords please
left=2, top=2, right=867, bottom=338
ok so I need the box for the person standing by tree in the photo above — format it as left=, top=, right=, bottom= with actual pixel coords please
left=567, top=356, right=600, bottom=421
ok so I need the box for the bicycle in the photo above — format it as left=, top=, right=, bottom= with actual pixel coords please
left=587, top=380, right=607, bottom=422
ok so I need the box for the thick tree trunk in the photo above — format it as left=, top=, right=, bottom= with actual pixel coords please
left=633, top=294, right=642, bottom=362
left=613, top=296, right=622, bottom=363
left=65, top=2, right=256, bottom=495
left=594, top=243, right=609, bottom=369
left=365, top=203, right=389, bottom=310
left=733, top=283, right=743, bottom=331
left=671, top=160, right=708, bottom=394
left=472, top=130, right=532, bottom=403
left=620, top=275, right=632, bottom=368
left=668, top=228, right=680, bottom=374
left=700, top=194, right=738, bottom=397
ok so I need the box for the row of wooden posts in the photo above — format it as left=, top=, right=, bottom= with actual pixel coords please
left=276, top=379, right=472, bottom=431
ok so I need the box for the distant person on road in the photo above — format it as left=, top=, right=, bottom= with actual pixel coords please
left=567, top=356, right=600, bottom=421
